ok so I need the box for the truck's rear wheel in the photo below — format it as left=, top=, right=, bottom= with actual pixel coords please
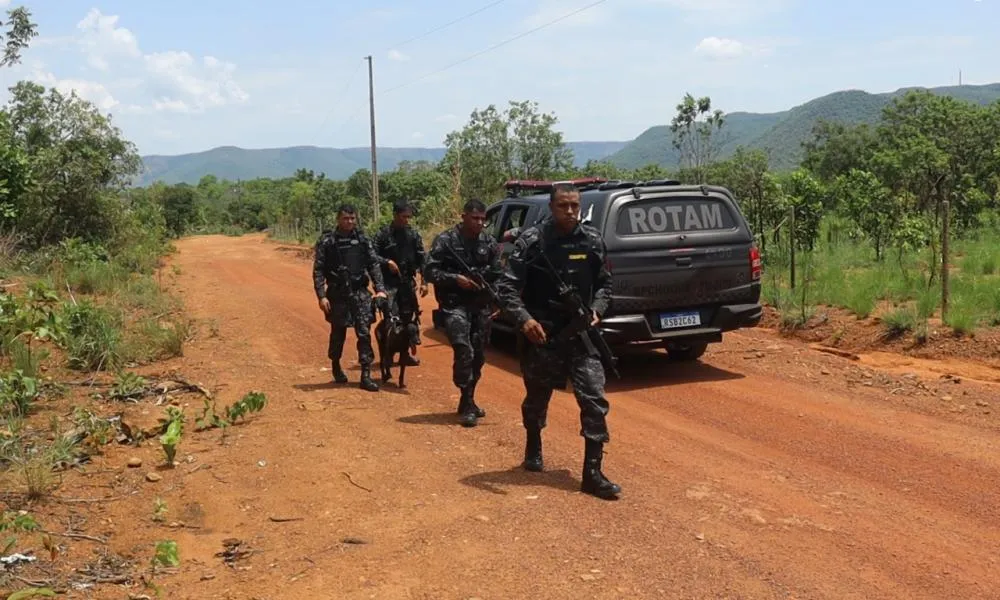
left=664, top=341, right=708, bottom=362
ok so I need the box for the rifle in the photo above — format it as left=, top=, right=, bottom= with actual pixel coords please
left=441, top=243, right=503, bottom=309
left=532, top=248, right=621, bottom=380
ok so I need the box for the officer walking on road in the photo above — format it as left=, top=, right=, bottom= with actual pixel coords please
left=494, top=182, right=621, bottom=500
left=424, top=199, right=503, bottom=427
left=313, top=203, right=387, bottom=392
left=373, top=200, right=428, bottom=365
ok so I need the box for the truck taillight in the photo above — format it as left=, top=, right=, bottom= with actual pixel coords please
left=750, top=245, right=762, bottom=280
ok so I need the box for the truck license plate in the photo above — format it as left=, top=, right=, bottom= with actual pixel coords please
left=659, top=311, right=701, bottom=329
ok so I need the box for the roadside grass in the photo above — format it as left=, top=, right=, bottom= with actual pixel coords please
left=1, top=234, right=270, bottom=594
left=761, top=224, right=1000, bottom=339
left=0, top=237, right=190, bottom=503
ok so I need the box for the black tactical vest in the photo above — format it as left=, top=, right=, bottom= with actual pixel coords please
left=382, top=227, right=418, bottom=276
left=326, top=230, right=368, bottom=283
left=437, top=229, right=496, bottom=309
left=522, top=224, right=597, bottom=321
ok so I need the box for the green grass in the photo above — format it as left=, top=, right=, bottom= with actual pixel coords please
left=0, top=238, right=188, bottom=504
left=762, top=222, right=1000, bottom=338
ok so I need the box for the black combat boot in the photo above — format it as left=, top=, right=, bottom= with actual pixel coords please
left=523, top=428, right=543, bottom=472
left=359, top=367, right=379, bottom=392
left=466, top=381, right=486, bottom=418
left=457, top=387, right=478, bottom=427
left=332, top=361, right=348, bottom=384
left=581, top=439, right=621, bottom=500
left=401, top=354, right=420, bottom=366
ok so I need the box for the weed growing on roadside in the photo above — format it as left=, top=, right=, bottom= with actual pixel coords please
left=158, top=407, right=184, bottom=467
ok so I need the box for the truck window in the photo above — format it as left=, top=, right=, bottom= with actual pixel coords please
left=500, top=204, right=529, bottom=233
left=484, top=205, right=502, bottom=241
left=614, top=196, right=737, bottom=236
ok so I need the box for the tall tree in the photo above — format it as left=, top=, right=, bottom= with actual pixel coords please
left=669, top=93, right=725, bottom=183
left=442, top=100, right=574, bottom=201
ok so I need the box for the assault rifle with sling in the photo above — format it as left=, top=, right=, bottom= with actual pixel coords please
left=532, top=249, right=620, bottom=379
left=441, top=243, right=503, bottom=309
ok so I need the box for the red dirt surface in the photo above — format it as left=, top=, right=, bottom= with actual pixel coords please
left=7, top=232, right=1000, bottom=599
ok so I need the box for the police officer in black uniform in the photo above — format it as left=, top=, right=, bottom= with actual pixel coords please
left=424, top=199, right=502, bottom=427
left=494, top=182, right=621, bottom=500
left=372, top=200, right=428, bottom=365
left=312, top=203, right=387, bottom=392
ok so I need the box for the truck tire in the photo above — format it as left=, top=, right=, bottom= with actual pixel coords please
left=665, top=341, right=708, bottom=362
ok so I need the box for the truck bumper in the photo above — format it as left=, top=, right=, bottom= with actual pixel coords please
left=434, top=303, right=762, bottom=347
left=597, top=303, right=762, bottom=346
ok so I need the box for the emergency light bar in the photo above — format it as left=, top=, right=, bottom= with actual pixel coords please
left=503, top=177, right=608, bottom=197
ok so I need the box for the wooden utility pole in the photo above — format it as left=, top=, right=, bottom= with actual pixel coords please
left=365, top=55, right=379, bottom=219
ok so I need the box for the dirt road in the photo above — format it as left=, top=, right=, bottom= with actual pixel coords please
left=125, top=233, right=1000, bottom=599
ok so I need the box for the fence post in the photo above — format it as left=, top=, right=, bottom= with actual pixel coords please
left=788, top=205, right=796, bottom=290
left=941, top=200, right=950, bottom=321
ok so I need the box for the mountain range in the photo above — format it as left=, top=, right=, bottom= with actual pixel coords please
left=135, top=82, right=1000, bottom=186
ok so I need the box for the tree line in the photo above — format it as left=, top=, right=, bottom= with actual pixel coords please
left=4, top=0, right=998, bottom=273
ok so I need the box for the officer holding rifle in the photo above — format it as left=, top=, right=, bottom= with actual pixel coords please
left=493, top=182, right=621, bottom=500
left=424, top=199, right=503, bottom=428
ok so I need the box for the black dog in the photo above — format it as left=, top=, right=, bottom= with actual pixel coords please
left=374, top=298, right=421, bottom=388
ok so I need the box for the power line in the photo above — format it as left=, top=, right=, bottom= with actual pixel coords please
left=383, top=0, right=510, bottom=52
left=382, top=0, right=609, bottom=95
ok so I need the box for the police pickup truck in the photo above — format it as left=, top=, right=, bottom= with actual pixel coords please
left=433, top=177, right=763, bottom=362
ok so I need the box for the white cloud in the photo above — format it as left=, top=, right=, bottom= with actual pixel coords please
left=411, top=131, right=423, bottom=139
left=143, top=51, right=248, bottom=111
left=388, top=49, right=409, bottom=61
left=694, top=37, right=750, bottom=59
left=57, top=9, right=247, bottom=114
left=31, top=71, right=119, bottom=111
left=434, top=113, right=458, bottom=122
left=76, top=9, right=140, bottom=70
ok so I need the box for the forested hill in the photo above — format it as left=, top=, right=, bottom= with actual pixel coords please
left=135, top=141, right=628, bottom=186
left=136, top=82, right=1000, bottom=185
left=607, top=83, right=1000, bottom=171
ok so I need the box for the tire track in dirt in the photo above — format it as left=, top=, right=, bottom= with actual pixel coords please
left=132, top=233, right=1000, bottom=599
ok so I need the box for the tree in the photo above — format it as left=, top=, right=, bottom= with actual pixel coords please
left=669, top=93, right=725, bottom=182
left=833, top=169, right=899, bottom=261
left=780, top=169, right=825, bottom=251
left=442, top=100, right=574, bottom=202
left=801, top=121, right=877, bottom=185
left=0, top=111, right=30, bottom=228
left=3, top=81, right=141, bottom=245
left=711, top=147, right=782, bottom=249
left=160, top=184, right=197, bottom=238
left=1, top=6, right=38, bottom=68
left=873, top=90, right=993, bottom=232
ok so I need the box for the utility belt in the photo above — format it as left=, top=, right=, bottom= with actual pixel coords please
left=327, top=270, right=369, bottom=293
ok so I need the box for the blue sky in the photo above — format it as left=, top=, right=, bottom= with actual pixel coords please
left=1, top=0, right=997, bottom=156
